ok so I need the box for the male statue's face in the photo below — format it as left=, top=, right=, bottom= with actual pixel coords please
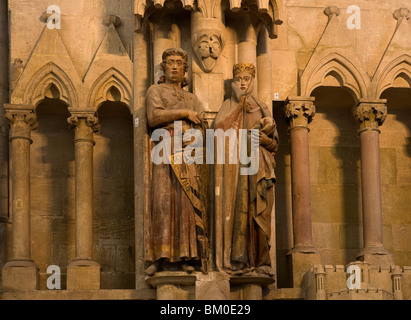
left=164, top=55, right=185, bottom=85
left=234, top=71, right=253, bottom=92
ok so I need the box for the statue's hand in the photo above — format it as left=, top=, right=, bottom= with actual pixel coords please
left=186, top=110, right=202, bottom=124
left=259, top=131, right=272, bottom=146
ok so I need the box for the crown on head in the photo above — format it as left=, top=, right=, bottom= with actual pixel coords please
left=233, top=63, right=256, bottom=77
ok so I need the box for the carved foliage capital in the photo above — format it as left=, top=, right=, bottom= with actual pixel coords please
left=4, top=105, right=38, bottom=139
left=67, top=111, right=100, bottom=133
left=86, top=115, right=101, bottom=133
left=284, top=98, right=316, bottom=128
left=353, top=102, right=387, bottom=132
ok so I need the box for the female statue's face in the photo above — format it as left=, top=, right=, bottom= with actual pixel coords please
left=164, top=55, right=185, bottom=84
left=234, top=71, right=253, bottom=92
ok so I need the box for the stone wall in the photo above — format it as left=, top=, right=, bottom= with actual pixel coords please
left=1, top=0, right=411, bottom=298
left=272, top=0, right=411, bottom=288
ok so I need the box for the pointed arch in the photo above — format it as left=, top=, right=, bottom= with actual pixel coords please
left=373, top=54, right=411, bottom=97
left=23, top=62, right=79, bottom=108
left=301, top=53, right=369, bottom=102
left=87, top=68, right=132, bottom=112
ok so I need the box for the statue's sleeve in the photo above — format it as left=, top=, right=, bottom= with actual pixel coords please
left=213, top=99, right=238, bottom=131
left=146, top=85, right=184, bottom=129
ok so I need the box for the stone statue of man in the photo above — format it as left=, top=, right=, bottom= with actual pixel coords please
left=144, top=48, right=209, bottom=275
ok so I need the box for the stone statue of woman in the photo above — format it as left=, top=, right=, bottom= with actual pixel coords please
left=213, top=63, right=279, bottom=276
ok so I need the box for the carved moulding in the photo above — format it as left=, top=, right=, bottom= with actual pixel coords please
left=372, top=54, right=411, bottom=97
left=134, top=0, right=282, bottom=39
left=301, top=53, right=368, bottom=102
left=18, top=62, right=79, bottom=109
left=87, top=68, right=132, bottom=112
left=229, top=0, right=282, bottom=39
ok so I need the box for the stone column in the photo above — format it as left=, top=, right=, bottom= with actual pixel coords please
left=284, top=96, right=322, bottom=288
left=134, top=25, right=151, bottom=289
left=237, top=14, right=257, bottom=67
left=67, top=110, right=101, bottom=290
left=1, top=104, right=39, bottom=290
left=353, top=99, right=393, bottom=266
left=256, top=26, right=272, bottom=107
left=152, top=18, right=180, bottom=84
left=0, top=0, right=9, bottom=283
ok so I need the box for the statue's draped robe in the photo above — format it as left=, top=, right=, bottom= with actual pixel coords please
left=213, top=82, right=279, bottom=271
left=145, top=83, right=208, bottom=268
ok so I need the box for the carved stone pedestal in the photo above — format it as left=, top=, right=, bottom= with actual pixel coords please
left=287, top=249, right=322, bottom=288
left=2, top=259, right=39, bottom=291
left=146, top=272, right=197, bottom=300
left=67, top=259, right=101, bottom=290
left=146, top=271, right=231, bottom=300
left=230, top=275, right=275, bottom=300
left=356, top=247, right=394, bottom=268
left=195, top=272, right=231, bottom=300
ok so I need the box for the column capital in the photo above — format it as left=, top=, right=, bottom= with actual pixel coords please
left=353, top=99, right=387, bottom=134
left=67, top=109, right=100, bottom=133
left=4, top=104, right=37, bottom=127
left=4, top=104, right=38, bottom=141
left=284, top=96, right=316, bottom=130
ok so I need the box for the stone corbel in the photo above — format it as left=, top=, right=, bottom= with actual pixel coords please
left=284, top=97, right=316, bottom=130
left=353, top=99, right=387, bottom=134
left=191, top=17, right=225, bottom=73
left=103, top=15, right=121, bottom=28
left=323, top=6, right=341, bottom=19
left=393, top=7, right=411, bottom=21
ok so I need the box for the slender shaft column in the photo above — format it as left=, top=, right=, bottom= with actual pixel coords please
left=67, top=110, right=101, bottom=290
left=134, top=26, right=150, bottom=289
left=284, top=96, right=322, bottom=288
left=0, top=0, right=9, bottom=282
left=285, top=96, right=316, bottom=251
left=256, top=26, right=272, bottom=107
left=2, top=104, right=39, bottom=290
left=353, top=99, right=393, bottom=266
left=152, top=20, right=180, bottom=84
left=237, top=15, right=257, bottom=67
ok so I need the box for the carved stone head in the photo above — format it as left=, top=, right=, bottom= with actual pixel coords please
left=191, top=19, right=225, bottom=73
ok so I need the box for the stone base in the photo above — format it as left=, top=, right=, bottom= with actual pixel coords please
left=286, top=248, right=322, bottom=288
left=195, top=272, right=230, bottom=300
left=67, top=259, right=101, bottom=290
left=230, top=275, right=275, bottom=300
left=146, top=271, right=231, bottom=300
left=2, top=259, right=39, bottom=291
left=356, top=247, right=394, bottom=267
left=146, top=271, right=196, bottom=300
left=0, top=289, right=157, bottom=300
